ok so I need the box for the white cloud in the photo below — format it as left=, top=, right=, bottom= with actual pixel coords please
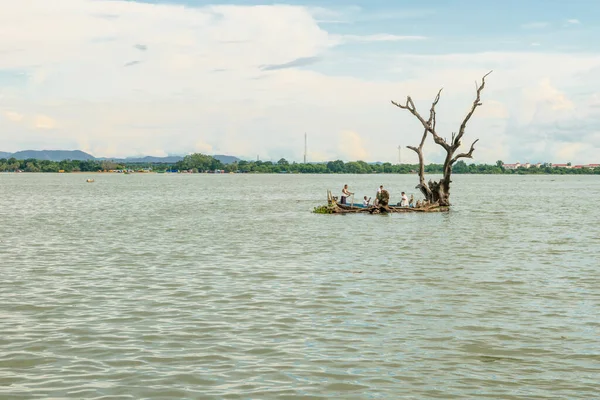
left=33, top=115, right=57, bottom=130
left=339, top=34, right=426, bottom=43
left=307, top=150, right=335, bottom=162
left=556, top=142, right=583, bottom=161
left=307, top=6, right=349, bottom=24
left=195, top=140, right=214, bottom=154
left=0, top=0, right=599, bottom=164
left=338, top=131, right=369, bottom=160
left=3, top=111, right=24, bottom=122
left=385, top=52, right=600, bottom=163
left=565, top=19, right=581, bottom=25
left=2, top=110, right=56, bottom=129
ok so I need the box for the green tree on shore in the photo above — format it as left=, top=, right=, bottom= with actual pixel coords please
left=176, top=153, right=223, bottom=171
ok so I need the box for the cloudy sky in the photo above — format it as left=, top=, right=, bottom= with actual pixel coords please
left=1, top=0, right=599, bottom=163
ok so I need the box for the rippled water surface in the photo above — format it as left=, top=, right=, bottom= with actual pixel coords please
left=1, top=173, right=599, bottom=399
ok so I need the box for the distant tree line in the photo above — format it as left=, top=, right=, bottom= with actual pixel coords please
left=0, top=158, right=128, bottom=172
left=1, top=155, right=599, bottom=174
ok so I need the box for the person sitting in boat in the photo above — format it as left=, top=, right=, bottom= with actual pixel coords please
left=363, top=196, right=371, bottom=207
left=340, top=184, right=353, bottom=204
left=409, top=194, right=414, bottom=207
left=400, top=191, right=409, bottom=207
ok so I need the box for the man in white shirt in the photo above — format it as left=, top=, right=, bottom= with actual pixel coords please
left=363, top=196, right=371, bottom=207
left=400, top=192, right=409, bottom=207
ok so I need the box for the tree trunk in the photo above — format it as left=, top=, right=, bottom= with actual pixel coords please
left=416, top=151, right=434, bottom=203
left=439, top=152, right=453, bottom=206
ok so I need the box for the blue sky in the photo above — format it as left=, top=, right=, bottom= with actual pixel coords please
left=1, top=0, right=599, bottom=163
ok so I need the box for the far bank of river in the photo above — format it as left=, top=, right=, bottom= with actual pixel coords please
left=2, top=170, right=600, bottom=175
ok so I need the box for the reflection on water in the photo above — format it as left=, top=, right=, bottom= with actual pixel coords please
left=1, top=174, right=599, bottom=399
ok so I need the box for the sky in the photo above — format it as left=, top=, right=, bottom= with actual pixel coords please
left=1, top=0, right=600, bottom=163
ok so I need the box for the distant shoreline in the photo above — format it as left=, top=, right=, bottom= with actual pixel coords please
left=2, top=171, right=599, bottom=176
left=2, top=153, right=599, bottom=175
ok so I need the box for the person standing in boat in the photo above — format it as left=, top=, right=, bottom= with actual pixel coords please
left=341, top=184, right=353, bottom=205
left=374, top=185, right=383, bottom=206
left=363, top=196, right=371, bottom=207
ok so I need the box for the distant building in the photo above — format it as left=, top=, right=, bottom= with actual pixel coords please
left=502, top=162, right=596, bottom=170
left=572, top=164, right=600, bottom=169
left=502, top=162, right=520, bottom=169
left=502, top=162, right=538, bottom=169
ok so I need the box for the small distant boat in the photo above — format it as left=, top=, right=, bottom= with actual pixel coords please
left=86, top=179, right=95, bottom=183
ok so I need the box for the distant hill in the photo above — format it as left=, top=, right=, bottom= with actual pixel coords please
left=101, top=154, right=240, bottom=164
left=99, top=156, right=184, bottom=163
left=9, top=150, right=95, bottom=161
left=1, top=150, right=241, bottom=164
left=213, top=155, right=240, bottom=164
left=130, top=156, right=184, bottom=163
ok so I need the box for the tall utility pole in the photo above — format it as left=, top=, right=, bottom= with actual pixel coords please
left=304, top=132, right=307, bottom=164
left=398, top=145, right=402, bottom=164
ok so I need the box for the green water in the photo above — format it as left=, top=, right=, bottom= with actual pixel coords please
left=1, top=173, right=599, bottom=399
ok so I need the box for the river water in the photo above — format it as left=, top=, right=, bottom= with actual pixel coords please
left=1, top=173, right=598, bottom=399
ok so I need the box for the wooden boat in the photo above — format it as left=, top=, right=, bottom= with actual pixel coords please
left=337, top=202, right=416, bottom=211
left=337, top=202, right=370, bottom=209
left=314, top=190, right=447, bottom=214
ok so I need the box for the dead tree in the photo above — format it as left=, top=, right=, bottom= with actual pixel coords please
left=391, top=71, right=492, bottom=206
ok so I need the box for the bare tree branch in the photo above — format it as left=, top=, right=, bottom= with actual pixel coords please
left=425, top=89, right=451, bottom=151
left=429, top=88, right=442, bottom=131
left=406, top=129, right=433, bottom=201
left=406, top=128, right=427, bottom=175
left=431, top=133, right=450, bottom=151
left=453, top=70, right=492, bottom=150
left=391, top=97, right=431, bottom=132
left=391, top=89, right=443, bottom=131
left=451, top=139, right=480, bottom=164
left=415, top=125, right=429, bottom=150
